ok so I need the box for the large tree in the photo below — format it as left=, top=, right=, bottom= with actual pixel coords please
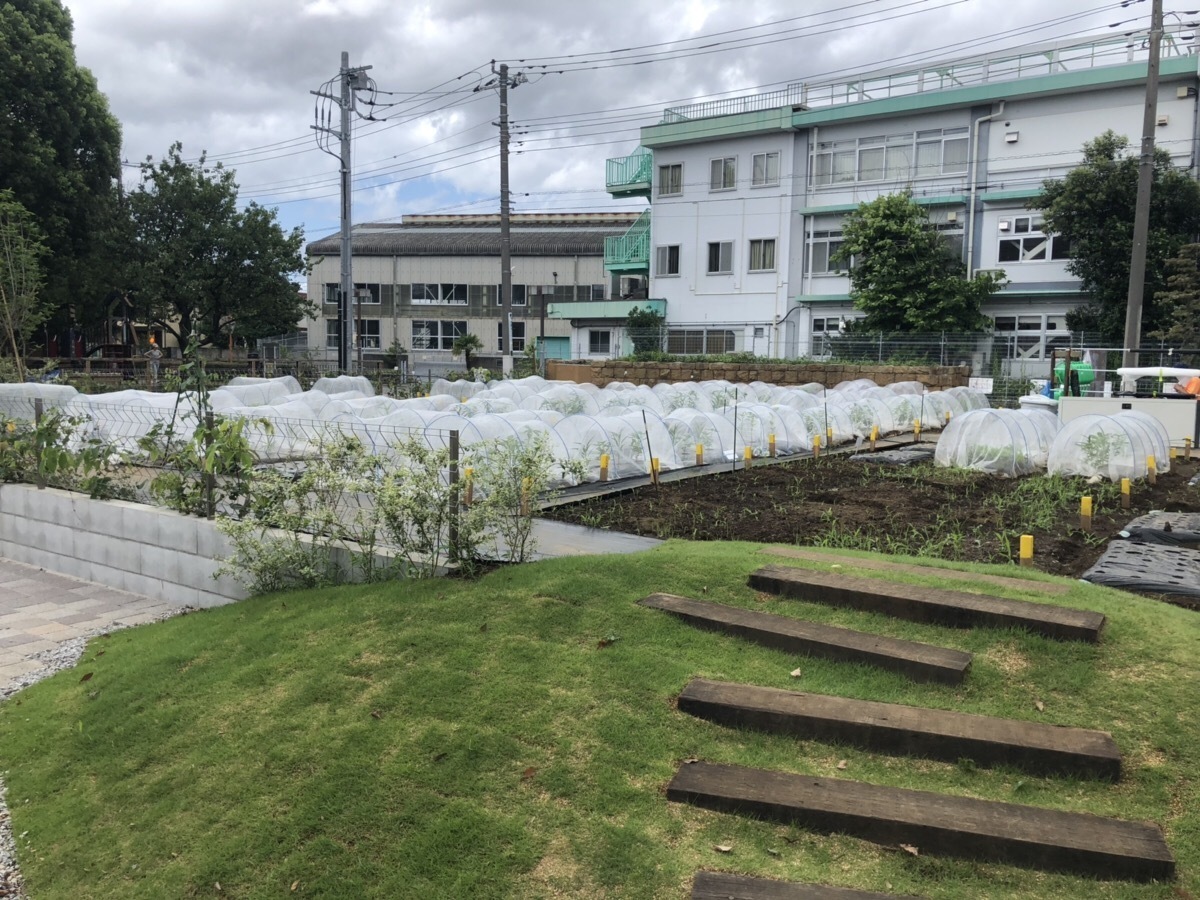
left=835, top=191, right=1004, bottom=333
left=127, top=144, right=312, bottom=347
left=1150, top=243, right=1200, bottom=359
left=0, top=0, right=122, bottom=325
left=1037, top=130, right=1200, bottom=342
left=0, top=191, right=49, bottom=377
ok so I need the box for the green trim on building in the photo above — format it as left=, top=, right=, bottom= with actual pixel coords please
left=640, top=108, right=793, bottom=149
left=789, top=56, right=1197, bottom=129
left=797, top=194, right=966, bottom=215
left=980, top=189, right=1043, bottom=202
left=794, top=294, right=852, bottom=304
left=546, top=299, right=666, bottom=320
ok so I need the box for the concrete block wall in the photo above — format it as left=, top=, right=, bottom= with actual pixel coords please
left=547, top=361, right=970, bottom=389
left=0, top=485, right=247, bottom=608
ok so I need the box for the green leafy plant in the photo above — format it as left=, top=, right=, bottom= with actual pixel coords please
left=0, top=411, right=126, bottom=499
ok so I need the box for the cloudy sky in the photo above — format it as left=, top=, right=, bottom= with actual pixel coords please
left=64, top=0, right=1180, bottom=245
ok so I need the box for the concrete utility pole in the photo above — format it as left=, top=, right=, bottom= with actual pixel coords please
left=312, top=52, right=371, bottom=373
left=1122, top=0, right=1164, bottom=377
left=477, top=63, right=527, bottom=376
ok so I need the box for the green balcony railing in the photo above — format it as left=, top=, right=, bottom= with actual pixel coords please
left=604, top=209, right=650, bottom=273
left=605, top=148, right=653, bottom=196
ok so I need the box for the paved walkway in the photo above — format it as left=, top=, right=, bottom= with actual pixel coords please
left=0, top=559, right=184, bottom=695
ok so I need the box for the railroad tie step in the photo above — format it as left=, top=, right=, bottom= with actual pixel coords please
left=638, top=593, right=971, bottom=685
left=692, top=870, right=919, bottom=899
left=668, top=761, right=1173, bottom=882
left=748, top=565, right=1105, bottom=642
left=678, top=678, right=1122, bottom=780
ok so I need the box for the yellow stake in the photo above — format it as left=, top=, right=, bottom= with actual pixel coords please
left=826, top=426, right=833, bottom=446
left=1019, top=534, right=1034, bottom=567
left=743, top=446, right=753, bottom=467
left=695, top=443, right=704, bottom=467
left=1080, top=495, right=1092, bottom=532
left=1121, top=477, right=1131, bottom=510
left=599, top=453, right=609, bottom=483
left=651, top=457, right=660, bottom=484
left=768, top=433, right=776, bottom=458
left=1171, top=446, right=1178, bottom=460
left=812, top=434, right=821, bottom=458
left=945, top=410, right=952, bottom=425
left=869, top=424, right=878, bottom=450
left=1147, top=454, right=1157, bottom=485
left=913, top=418, right=922, bottom=440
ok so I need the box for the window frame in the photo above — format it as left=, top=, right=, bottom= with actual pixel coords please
left=656, top=244, right=681, bottom=276
left=325, top=318, right=340, bottom=349
left=358, top=319, right=381, bottom=349
left=588, top=329, right=612, bottom=355
left=748, top=238, right=776, bottom=273
left=814, top=127, right=969, bottom=187
left=498, top=321, right=526, bottom=353
left=706, top=240, right=733, bottom=275
left=411, top=283, right=469, bottom=306
left=709, top=156, right=737, bottom=192
left=997, top=215, right=1070, bottom=263
left=657, top=163, right=683, bottom=197
left=751, top=151, right=780, bottom=187
left=809, top=231, right=849, bottom=275
left=411, top=319, right=468, bottom=351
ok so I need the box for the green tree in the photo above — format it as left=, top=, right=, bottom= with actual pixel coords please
left=1150, top=243, right=1200, bottom=357
left=1036, top=130, right=1200, bottom=341
left=0, top=192, right=49, bottom=378
left=624, top=305, right=666, bottom=354
left=0, top=0, right=122, bottom=324
left=452, top=332, right=483, bottom=370
left=836, top=191, right=1004, bottom=333
left=127, top=144, right=312, bottom=347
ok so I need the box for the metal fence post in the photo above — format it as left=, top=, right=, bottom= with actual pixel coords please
left=448, top=429, right=460, bottom=563
left=33, top=398, right=45, bottom=490
left=204, top=410, right=216, bottom=519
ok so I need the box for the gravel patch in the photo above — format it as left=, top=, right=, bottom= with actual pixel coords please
left=0, top=608, right=196, bottom=899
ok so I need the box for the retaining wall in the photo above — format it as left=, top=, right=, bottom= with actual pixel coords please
left=0, top=485, right=247, bottom=608
left=546, top=361, right=970, bottom=390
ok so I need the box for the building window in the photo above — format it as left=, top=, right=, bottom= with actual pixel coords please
left=809, top=231, right=849, bottom=274
left=495, top=284, right=527, bottom=306
left=590, top=284, right=606, bottom=301
left=353, top=283, right=381, bottom=304
left=752, top=151, right=780, bottom=186
left=412, top=320, right=467, bottom=350
left=811, top=316, right=846, bottom=333
left=498, top=321, right=526, bottom=352
left=656, top=244, right=680, bottom=276
left=992, top=314, right=1067, bottom=359
left=325, top=318, right=340, bottom=349
left=411, top=283, right=468, bottom=305
left=997, top=215, right=1071, bottom=262
left=706, top=241, right=733, bottom=274
left=748, top=239, right=776, bottom=272
left=667, top=329, right=735, bottom=355
left=814, top=128, right=968, bottom=186
left=358, top=319, right=381, bottom=349
left=709, top=156, right=736, bottom=191
left=323, top=283, right=339, bottom=305
left=658, top=163, right=682, bottom=196
left=589, top=330, right=612, bottom=355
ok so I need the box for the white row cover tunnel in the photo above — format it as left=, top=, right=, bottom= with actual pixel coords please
left=0, top=376, right=988, bottom=483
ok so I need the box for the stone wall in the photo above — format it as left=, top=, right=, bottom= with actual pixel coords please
left=546, top=360, right=970, bottom=390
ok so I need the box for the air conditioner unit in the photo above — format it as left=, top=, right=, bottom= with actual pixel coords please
left=1157, top=114, right=1170, bottom=126
left=946, top=211, right=958, bottom=223
left=998, top=220, right=1011, bottom=231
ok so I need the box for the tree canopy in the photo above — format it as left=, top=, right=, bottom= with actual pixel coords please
left=835, top=191, right=1004, bottom=333
left=1150, top=243, right=1200, bottom=358
left=0, top=191, right=49, bottom=377
left=0, top=0, right=122, bottom=321
left=1036, top=130, right=1200, bottom=342
left=127, top=144, right=312, bottom=347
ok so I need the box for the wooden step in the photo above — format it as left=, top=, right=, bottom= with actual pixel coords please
left=692, top=871, right=916, bottom=899
left=638, top=593, right=970, bottom=685
left=749, top=565, right=1105, bottom=643
left=678, top=678, right=1121, bottom=780
left=668, top=761, right=1173, bottom=882
left=760, top=546, right=1072, bottom=596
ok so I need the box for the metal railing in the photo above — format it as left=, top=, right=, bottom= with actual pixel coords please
left=603, top=209, right=651, bottom=269
left=660, top=29, right=1198, bottom=123
left=605, top=148, right=654, bottom=190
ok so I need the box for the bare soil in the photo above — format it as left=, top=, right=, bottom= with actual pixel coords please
left=546, top=451, right=1200, bottom=579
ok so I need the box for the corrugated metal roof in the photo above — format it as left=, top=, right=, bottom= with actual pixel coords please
left=306, top=217, right=639, bottom=257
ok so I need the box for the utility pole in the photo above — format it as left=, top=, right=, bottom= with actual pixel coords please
left=1122, top=0, right=1163, bottom=379
left=312, top=52, right=371, bottom=373
left=477, top=63, right=526, bottom=376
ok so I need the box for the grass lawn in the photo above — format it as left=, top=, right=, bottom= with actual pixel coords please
left=1, top=541, right=1197, bottom=899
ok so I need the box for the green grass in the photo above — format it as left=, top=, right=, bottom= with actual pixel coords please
left=1, top=541, right=1198, bottom=899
